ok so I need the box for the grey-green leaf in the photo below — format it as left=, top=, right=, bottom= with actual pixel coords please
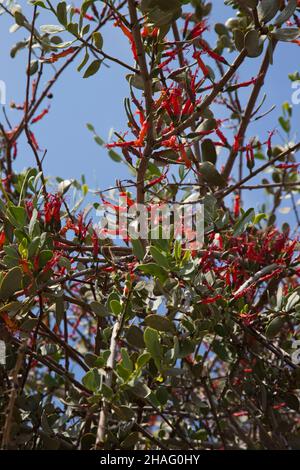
left=258, top=0, right=280, bottom=23
left=83, top=59, right=101, bottom=78
left=0, top=267, right=23, bottom=300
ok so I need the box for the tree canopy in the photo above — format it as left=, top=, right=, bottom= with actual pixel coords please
left=0, top=0, right=300, bottom=451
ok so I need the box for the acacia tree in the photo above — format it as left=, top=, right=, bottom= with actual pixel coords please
left=0, top=0, right=300, bottom=451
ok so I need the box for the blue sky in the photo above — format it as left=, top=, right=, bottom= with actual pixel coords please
left=0, top=1, right=299, bottom=225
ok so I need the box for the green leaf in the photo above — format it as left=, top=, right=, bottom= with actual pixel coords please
left=121, top=432, right=139, bottom=449
left=253, top=213, right=267, bottom=225
left=90, top=301, right=109, bottom=317
left=83, top=59, right=101, bottom=78
left=108, top=149, right=122, bottom=162
left=233, top=208, right=255, bottom=236
left=82, top=368, right=101, bottom=392
left=121, top=348, right=133, bottom=371
left=273, top=28, right=300, bottom=42
left=266, top=316, right=284, bottom=339
left=38, top=250, right=53, bottom=269
left=144, top=314, right=174, bottom=332
left=77, top=50, right=89, bottom=72
left=196, top=118, right=217, bottom=133
left=0, top=267, right=23, bottom=300
left=156, top=386, right=169, bottom=406
left=131, top=238, right=145, bottom=261
left=31, top=1, right=47, bottom=7
left=29, top=60, right=38, bottom=76
left=94, top=135, right=104, bottom=146
left=274, top=0, right=298, bottom=25
left=110, top=299, right=122, bottom=316
left=286, top=292, right=300, bottom=312
left=92, top=31, right=103, bottom=49
left=8, top=205, right=27, bottom=228
left=57, top=2, right=67, bottom=26
left=138, top=263, right=168, bottom=283
left=258, top=0, right=280, bottom=23
left=144, top=327, right=162, bottom=362
left=136, top=352, right=151, bottom=369
left=245, top=30, right=263, bottom=58
left=233, top=28, right=245, bottom=52
left=40, top=24, right=65, bottom=34
left=198, top=162, right=226, bottom=188
left=201, top=139, right=217, bottom=165
left=126, top=325, right=145, bottom=349
left=86, top=122, right=95, bottom=132
left=14, top=11, right=26, bottom=26
left=278, top=116, right=291, bottom=133
left=113, top=405, right=135, bottom=420
left=150, top=246, right=169, bottom=269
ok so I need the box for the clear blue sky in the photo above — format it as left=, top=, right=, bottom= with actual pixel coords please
left=0, top=1, right=299, bottom=225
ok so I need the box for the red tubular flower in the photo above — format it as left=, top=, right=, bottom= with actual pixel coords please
left=273, top=403, right=286, bottom=410
left=114, top=19, right=138, bottom=62
left=189, top=21, right=208, bottom=39
left=160, top=88, right=182, bottom=117
left=12, top=141, right=17, bottom=159
left=200, top=294, right=223, bottom=305
left=193, top=51, right=210, bottom=77
left=232, top=411, right=248, bottom=417
left=215, top=127, right=228, bottom=146
left=183, top=13, right=193, bottom=38
left=20, top=259, right=30, bottom=274
left=197, top=38, right=228, bottom=65
left=42, top=253, right=61, bottom=274
left=106, top=119, right=149, bottom=149
left=276, top=163, right=300, bottom=170
left=179, top=144, right=192, bottom=168
left=259, top=268, right=283, bottom=282
left=145, top=171, right=167, bottom=189
left=44, top=194, right=62, bottom=224
left=74, top=213, right=90, bottom=239
left=0, top=231, right=5, bottom=248
left=31, top=107, right=50, bottom=124
left=228, top=77, right=259, bottom=91
left=267, top=129, right=276, bottom=152
left=141, top=26, right=159, bottom=38
left=73, top=7, right=95, bottom=21
left=41, top=47, right=77, bottom=64
left=233, top=134, right=241, bottom=152
left=233, top=194, right=240, bottom=218
left=28, top=131, right=40, bottom=151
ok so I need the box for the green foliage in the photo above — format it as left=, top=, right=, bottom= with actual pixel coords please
left=0, top=0, right=300, bottom=452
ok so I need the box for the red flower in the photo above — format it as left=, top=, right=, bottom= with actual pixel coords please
left=73, top=7, right=95, bottom=21
left=233, top=194, right=240, bottom=218
left=44, top=194, right=62, bottom=224
left=114, top=19, right=138, bottom=62
left=193, top=51, right=210, bottom=77
left=41, top=47, right=78, bottom=64
left=189, top=21, right=208, bottom=39
left=141, top=26, right=159, bottom=38
left=0, top=231, right=5, bottom=248
left=31, top=107, right=50, bottom=125
left=276, top=163, right=300, bottom=170
left=200, top=294, right=223, bottom=305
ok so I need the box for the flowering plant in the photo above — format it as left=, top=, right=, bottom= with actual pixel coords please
left=0, top=0, right=300, bottom=451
